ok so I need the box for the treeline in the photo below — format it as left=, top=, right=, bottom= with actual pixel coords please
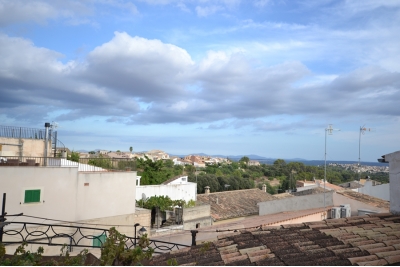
left=72, top=153, right=389, bottom=193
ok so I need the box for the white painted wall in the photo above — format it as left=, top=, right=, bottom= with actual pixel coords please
left=333, top=191, right=388, bottom=216
left=385, top=150, right=400, bottom=214
left=258, top=192, right=334, bottom=216
left=76, top=172, right=136, bottom=220
left=136, top=183, right=196, bottom=202
left=0, top=166, right=137, bottom=223
left=357, top=180, right=390, bottom=201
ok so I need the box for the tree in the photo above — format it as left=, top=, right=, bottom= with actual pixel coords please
left=67, top=151, right=80, bottom=163
left=129, top=146, right=133, bottom=153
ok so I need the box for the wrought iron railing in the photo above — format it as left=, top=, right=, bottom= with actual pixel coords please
left=2, top=222, right=189, bottom=254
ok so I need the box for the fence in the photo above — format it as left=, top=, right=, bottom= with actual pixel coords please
left=1, top=221, right=190, bottom=254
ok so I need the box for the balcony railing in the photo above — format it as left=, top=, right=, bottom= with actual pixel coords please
left=0, top=156, right=137, bottom=172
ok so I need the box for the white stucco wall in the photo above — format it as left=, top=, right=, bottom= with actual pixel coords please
left=385, top=150, right=400, bottom=214
left=333, top=191, right=388, bottom=216
left=136, top=183, right=196, bottom=202
left=357, top=180, right=390, bottom=201
left=0, top=166, right=137, bottom=223
left=258, top=192, right=334, bottom=216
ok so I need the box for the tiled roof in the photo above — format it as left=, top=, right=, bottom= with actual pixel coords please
left=147, top=213, right=400, bottom=266
left=196, top=189, right=276, bottom=221
left=337, top=191, right=390, bottom=209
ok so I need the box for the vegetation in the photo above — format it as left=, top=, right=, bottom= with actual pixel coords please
left=136, top=195, right=195, bottom=212
left=67, top=151, right=79, bottom=163
left=136, top=156, right=184, bottom=185
left=0, top=228, right=153, bottom=266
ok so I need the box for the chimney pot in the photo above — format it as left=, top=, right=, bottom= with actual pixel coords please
left=205, top=186, right=210, bottom=195
left=262, top=184, right=267, bottom=192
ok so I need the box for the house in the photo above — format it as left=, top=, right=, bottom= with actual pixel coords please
left=0, top=159, right=145, bottom=255
left=136, top=175, right=196, bottom=203
left=248, top=160, right=260, bottom=166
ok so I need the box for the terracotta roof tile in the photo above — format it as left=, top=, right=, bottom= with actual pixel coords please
left=348, top=255, right=379, bottom=265
left=384, top=254, right=400, bottom=265
left=148, top=213, right=400, bottom=266
left=355, top=259, right=388, bottom=266
left=365, top=245, right=395, bottom=254
left=196, top=189, right=276, bottom=221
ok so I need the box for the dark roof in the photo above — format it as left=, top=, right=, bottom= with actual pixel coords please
left=196, top=189, right=276, bottom=221
left=147, top=213, right=400, bottom=266
left=337, top=190, right=390, bottom=209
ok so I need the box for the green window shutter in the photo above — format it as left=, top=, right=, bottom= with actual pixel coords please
left=24, top=189, right=41, bottom=203
left=93, top=234, right=106, bottom=248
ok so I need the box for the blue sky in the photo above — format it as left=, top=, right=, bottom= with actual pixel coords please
left=1, top=0, right=399, bottom=162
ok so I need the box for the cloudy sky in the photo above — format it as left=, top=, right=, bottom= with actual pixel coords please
left=1, top=0, right=399, bottom=162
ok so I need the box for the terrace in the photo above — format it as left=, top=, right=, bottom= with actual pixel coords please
left=0, top=156, right=137, bottom=172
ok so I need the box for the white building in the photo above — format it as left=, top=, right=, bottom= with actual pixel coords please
left=136, top=176, right=196, bottom=203
left=0, top=161, right=139, bottom=241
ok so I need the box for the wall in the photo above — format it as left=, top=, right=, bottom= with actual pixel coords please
left=0, top=137, right=51, bottom=157
left=385, top=151, right=400, bottom=214
left=136, top=183, right=196, bottom=202
left=76, top=171, right=136, bottom=221
left=0, top=166, right=137, bottom=222
left=182, top=204, right=212, bottom=230
left=333, top=192, right=388, bottom=216
left=133, top=208, right=152, bottom=236
left=357, top=180, right=390, bottom=201
left=258, top=192, right=334, bottom=216
left=0, top=166, right=79, bottom=222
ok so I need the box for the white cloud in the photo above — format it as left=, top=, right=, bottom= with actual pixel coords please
left=195, top=5, right=222, bottom=17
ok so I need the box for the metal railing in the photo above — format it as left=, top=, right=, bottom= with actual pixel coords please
left=1, top=222, right=190, bottom=254
left=0, top=125, right=65, bottom=156
left=0, top=125, right=48, bottom=140
left=0, top=156, right=137, bottom=171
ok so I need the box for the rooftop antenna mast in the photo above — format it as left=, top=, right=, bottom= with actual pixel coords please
left=324, top=124, right=340, bottom=219
left=358, top=125, right=374, bottom=191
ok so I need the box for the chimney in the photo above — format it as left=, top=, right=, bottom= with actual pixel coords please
left=262, top=184, right=267, bottom=192
left=205, top=186, right=210, bottom=195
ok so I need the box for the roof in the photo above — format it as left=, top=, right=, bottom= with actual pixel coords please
left=339, top=181, right=364, bottom=189
left=292, top=187, right=327, bottom=196
left=316, top=180, right=345, bottom=191
left=196, top=189, right=276, bottom=221
left=161, top=175, right=187, bottom=185
left=147, top=213, right=400, bottom=266
left=337, top=190, right=390, bottom=210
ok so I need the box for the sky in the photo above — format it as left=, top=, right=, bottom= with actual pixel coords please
left=1, top=0, right=399, bottom=162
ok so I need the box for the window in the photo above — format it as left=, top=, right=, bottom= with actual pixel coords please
left=24, top=189, right=41, bottom=203
left=93, top=234, right=107, bottom=247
